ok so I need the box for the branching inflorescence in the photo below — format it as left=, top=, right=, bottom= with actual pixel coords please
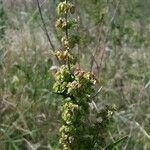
left=53, top=0, right=116, bottom=149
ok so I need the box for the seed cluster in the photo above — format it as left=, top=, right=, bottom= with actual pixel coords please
left=53, top=0, right=98, bottom=149
left=53, top=65, right=97, bottom=149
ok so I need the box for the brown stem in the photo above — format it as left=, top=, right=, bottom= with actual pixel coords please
left=36, top=0, right=55, bottom=51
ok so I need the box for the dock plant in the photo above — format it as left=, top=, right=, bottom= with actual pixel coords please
left=53, top=0, right=119, bottom=149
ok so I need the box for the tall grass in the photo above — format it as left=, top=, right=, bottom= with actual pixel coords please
left=0, top=0, right=150, bottom=149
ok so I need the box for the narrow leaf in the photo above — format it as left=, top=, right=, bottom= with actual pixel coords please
left=105, top=136, right=128, bottom=150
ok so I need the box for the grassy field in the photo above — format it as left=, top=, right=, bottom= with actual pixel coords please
left=0, top=0, right=150, bottom=149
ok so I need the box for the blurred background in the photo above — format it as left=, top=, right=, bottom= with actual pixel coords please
left=0, top=0, right=150, bottom=149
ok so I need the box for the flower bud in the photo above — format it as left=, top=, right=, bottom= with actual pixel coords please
left=61, top=36, right=70, bottom=48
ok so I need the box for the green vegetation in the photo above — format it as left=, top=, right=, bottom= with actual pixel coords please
left=0, top=0, right=150, bottom=149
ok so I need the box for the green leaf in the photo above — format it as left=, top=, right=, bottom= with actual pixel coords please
left=105, top=136, right=128, bottom=150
